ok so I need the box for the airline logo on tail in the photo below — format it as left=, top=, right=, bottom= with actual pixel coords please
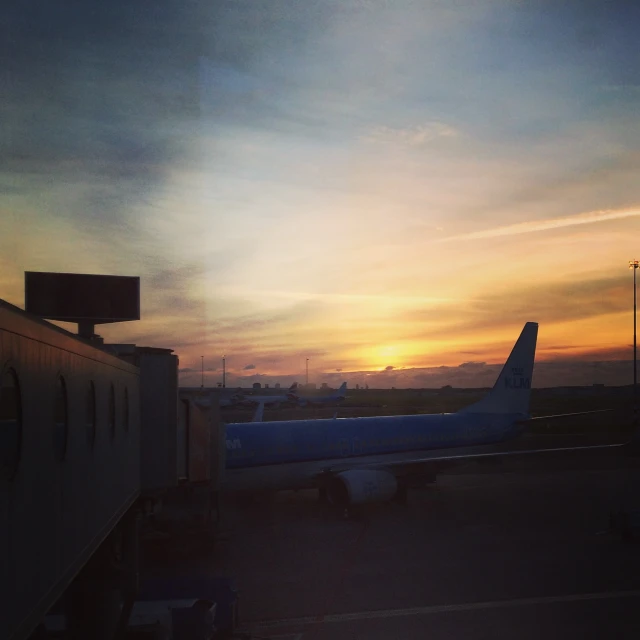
left=505, top=367, right=531, bottom=390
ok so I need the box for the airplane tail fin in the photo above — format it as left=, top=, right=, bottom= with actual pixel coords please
left=459, top=322, right=538, bottom=415
left=252, top=402, right=265, bottom=423
left=337, top=381, right=347, bottom=397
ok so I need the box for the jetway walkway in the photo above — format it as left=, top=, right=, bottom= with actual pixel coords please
left=1, top=299, right=226, bottom=639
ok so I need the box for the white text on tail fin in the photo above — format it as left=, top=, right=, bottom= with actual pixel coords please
left=460, top=322, right=538, bottom=415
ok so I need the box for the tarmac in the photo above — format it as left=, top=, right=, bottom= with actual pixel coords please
left=209, top=446, right=640, bottom=639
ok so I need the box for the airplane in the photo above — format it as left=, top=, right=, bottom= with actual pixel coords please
left=196, top=383, right=299, bottom=409
left=237, top=382, right=299, bottom=408
left=219, top=388, right=245, bottom=408
left=222, top=322, right=632, bottom=507
left=289, top=381, right=348, bottom=407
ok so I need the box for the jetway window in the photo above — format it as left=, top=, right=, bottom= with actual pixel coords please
left=1, top=367, right=22, bottom=480
left=86, top=381, right=96, bottom=448
left=53, top=376, right=68, bottom=461
left=123, top=387, right=129, bottom=432
left=108, top=384, right=116, bottom=441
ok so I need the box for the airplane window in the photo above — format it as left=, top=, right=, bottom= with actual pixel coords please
left=53, top=375, right=68, bottom=461
left=123, top=387, right=129, bottom=433
left=1, top=367, right=21, bottom=480
left=86, top=381, right=96, bottom=448
left=108, top=384, right=116, bottom=441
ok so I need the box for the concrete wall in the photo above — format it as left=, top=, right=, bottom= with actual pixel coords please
left=0, top=301, right=141, bottom=640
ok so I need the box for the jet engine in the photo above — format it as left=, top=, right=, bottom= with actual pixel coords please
left=327, top=470, right=398, bottom=506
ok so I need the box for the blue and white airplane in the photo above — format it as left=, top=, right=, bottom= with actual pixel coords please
left=194, top=383, right=298, bottom=409
left=237, top=382, right=298, bottom=408
left=223, top=323, right=627, bottom=506
left=289, top=381, right=348, bottom=407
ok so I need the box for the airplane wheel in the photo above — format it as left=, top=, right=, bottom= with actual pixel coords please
left=394, top=484, right=408, bottom=505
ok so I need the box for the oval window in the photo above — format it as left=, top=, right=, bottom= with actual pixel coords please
left=1, top=368, right=22, bottom=480
left=53, top=376, right=68, bottom=461
left=86, top=381, right=96, bottom=448
left=123, top=387, right=129, bottom=433
left=108, top=384, right=116, bottom=441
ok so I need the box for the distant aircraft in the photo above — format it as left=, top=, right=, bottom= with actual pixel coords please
left=195, top=384, right=297, bottom=409
left=219, top=388, right=245, bottom=408
left=237, top=383, right=299, bottom=408
left=289, top=382, right=347, bottom=407
left=223, top=323, right=627, bottom=507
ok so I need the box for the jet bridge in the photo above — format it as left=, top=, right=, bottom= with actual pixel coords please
left=2, top=273, right=227, bottom=639
left=1, top=299, right=141, bottom=640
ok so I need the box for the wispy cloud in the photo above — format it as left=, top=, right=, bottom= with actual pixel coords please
left=400, top=275, right=629, bottom=340
left=441, top=207, right=640, bottom=242
left=362, top=122, right=458, bottom=147
left=217, top=288, right=459, bottom=307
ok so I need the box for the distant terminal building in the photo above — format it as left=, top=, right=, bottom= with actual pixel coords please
left=252, top=382, right=261, bottom=390
left=274, top=383, right=281, bottom=389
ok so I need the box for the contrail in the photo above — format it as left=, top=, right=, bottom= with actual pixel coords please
left=440, top=207, right=640, bottom=242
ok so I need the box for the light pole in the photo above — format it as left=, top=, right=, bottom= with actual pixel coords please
left=222, top=355, right=226, bottom=389
left=631, top=260, right=639, bottom=429
left=201, top=355, right=204, bottom=388
left=306, top=358, right=309, bottom=387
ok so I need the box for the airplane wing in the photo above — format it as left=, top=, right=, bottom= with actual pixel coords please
left=318, top=437, right=635, bottom=480
left=518, top=409, right=616, bottom=424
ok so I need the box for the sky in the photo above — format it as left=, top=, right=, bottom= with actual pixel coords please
left=2, top=0, right=640, bottom=388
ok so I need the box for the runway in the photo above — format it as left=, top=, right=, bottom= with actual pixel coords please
left=208, top=456, right=640, bottom=638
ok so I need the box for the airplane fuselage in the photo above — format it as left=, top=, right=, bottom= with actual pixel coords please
left=223, top=411, right=526, bottom=491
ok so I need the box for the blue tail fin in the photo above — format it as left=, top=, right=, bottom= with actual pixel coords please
left=459, top=322, right=538, bottom=415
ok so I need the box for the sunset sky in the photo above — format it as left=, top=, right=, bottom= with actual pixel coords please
left=2, top=0, right=640, bottom=388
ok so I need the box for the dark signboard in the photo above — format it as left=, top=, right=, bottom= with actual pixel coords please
left=25, top=272, right=140, bottom=323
